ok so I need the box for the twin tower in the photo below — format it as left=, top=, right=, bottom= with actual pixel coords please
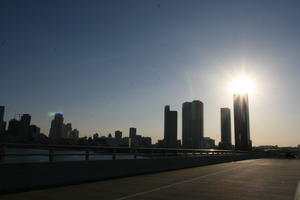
left=164, top=93, right=252, bottom=150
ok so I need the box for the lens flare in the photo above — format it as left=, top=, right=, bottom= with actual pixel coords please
left=230, top=76, right=254, bottom=94
left=48, top=111, right=64, bottom=117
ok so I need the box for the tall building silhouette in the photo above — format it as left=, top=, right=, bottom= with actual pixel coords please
left=64, top=123, right=72, bottom=139
left=0, top=106, right=6, bottom=135
left=7, top=118, right=20, bottom=137
left=220, top=108, right=232, bottom=149
left=164, top=105, right=178, bottom=148
left=233, top=93, right=252, bottom=150
left=182, top=100, right=204, bottom=148
left=49, top=113, right=64, bottom=140
left=20, top=114, right=31, bottom=140
left=182, top=102, right=192, bottom=148
left=70, top=129, right=79, bottom=140
left=129, top=127, right=136, bottom=138
left=6, top=114, right=32, bottom=140
left=0, top=106, right=4, bottom=123
left=192, top=100, right=204, bottom=148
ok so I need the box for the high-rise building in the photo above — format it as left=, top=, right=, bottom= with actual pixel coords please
left=164, top=105, right=178, bottom=148
left=129, top=127, right=137, bottom=138
left=70, top=129, right=79, bottom=140
left=219, top=108, right=232, bottom=149
left=64, top=123, right=72, bottom=139
left=0, top=106, right=4, bottom=123
left=49, top=113, right=64, bottom=140
left=182, top=102, right=192, bottom=148
left=7, top=118, right=20, bottom=137
left=20, top=114, right=31, bottom=140
left=6, top=114, right=32, bottom=140
left=115, top=130, right=122, bottom=139
left=182, top=100, right=204, bottom=148
left=233, top=93, right=252, bottom=150
left=0, top=106, right=6, bottom=135
left=191, top=100, right=204, bottom=148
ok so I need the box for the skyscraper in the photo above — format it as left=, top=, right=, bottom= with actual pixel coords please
left=0, top=106, right=4, bottom=123
left=233, top=93, right=252, bottom=150
left=182, top=102, right=192, bottom=148
left=191, top=100, right=204, bottom=148
left=0, top=106, right=6, bottom=135
left=7, top=118, right=20, bottom=137
left=64, top=123, right=72, bottom=139
left=164, top=105, right=178, bottom=148
left=20, top=114, right=31, bottom=140
left=220, top=108, right=232, bottom=149
left=49, top=113, right=64, bottom=140
left=129, top=127, right=136, bottom=138
left=182, top=100, right=204, bottom=148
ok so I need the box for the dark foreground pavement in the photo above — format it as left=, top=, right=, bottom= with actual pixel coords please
left=1, top=159, right=300, bottom=200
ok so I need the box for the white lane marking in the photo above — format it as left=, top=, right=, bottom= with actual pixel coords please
left=114, top=164, right=251, bottom=200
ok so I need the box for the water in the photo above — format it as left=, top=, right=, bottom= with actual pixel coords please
left=1, top=148, right=146, bottom=164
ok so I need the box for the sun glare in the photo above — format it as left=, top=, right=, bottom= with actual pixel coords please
left=230, top=76, right=254, bottom=94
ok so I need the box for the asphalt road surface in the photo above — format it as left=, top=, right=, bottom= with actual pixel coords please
left=1, top=159, right=300, bottom=200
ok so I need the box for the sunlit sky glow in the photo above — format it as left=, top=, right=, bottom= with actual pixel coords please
left=1, top=0, right=300, bottom=146
left=230, top=76, right=254, bottom=95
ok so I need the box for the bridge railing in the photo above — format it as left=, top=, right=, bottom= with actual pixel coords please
left=0, top=143, right=252, bottom=163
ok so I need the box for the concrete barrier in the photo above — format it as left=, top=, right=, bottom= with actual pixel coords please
left=0, top=154, right=263, bottom=193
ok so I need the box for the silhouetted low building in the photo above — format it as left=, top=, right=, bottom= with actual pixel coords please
left=200, top=137, right=215, bottom=149
left=115, top=130, right=122, bottom=139
left=70, top=129, right=79, bottom=140
left=29, top=125, right=41, bottom=139
left=93, top=133, right=99, bottom=140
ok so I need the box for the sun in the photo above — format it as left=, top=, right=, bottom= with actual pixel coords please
left=230, top=76, right=254, bottom=94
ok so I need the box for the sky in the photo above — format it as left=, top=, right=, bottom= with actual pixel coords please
left=1, top=0, right=300, bottom=146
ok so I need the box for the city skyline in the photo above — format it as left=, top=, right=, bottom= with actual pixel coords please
left=1, top=0, right=300, bottom=146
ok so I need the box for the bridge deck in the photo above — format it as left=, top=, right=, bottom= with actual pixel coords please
left=1, top=159, right=300, bottom=200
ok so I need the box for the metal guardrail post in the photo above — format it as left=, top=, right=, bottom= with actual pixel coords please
left=49, top=148, right=55, bottom=162
left=0, top=145, right=6, bottom=163
left=85, top=150, right=90, bottom=161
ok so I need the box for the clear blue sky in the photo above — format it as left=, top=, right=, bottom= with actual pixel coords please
left=1, top=0, right=300, bottom=146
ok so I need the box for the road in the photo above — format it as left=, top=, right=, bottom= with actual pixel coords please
left=1, top=159, right=300, bottom=200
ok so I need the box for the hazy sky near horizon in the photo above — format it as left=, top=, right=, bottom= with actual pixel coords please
left=1, top=0, right=300, bottom=146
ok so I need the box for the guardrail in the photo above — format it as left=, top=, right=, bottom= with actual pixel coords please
left=0, top=143, right=252, bottom=163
